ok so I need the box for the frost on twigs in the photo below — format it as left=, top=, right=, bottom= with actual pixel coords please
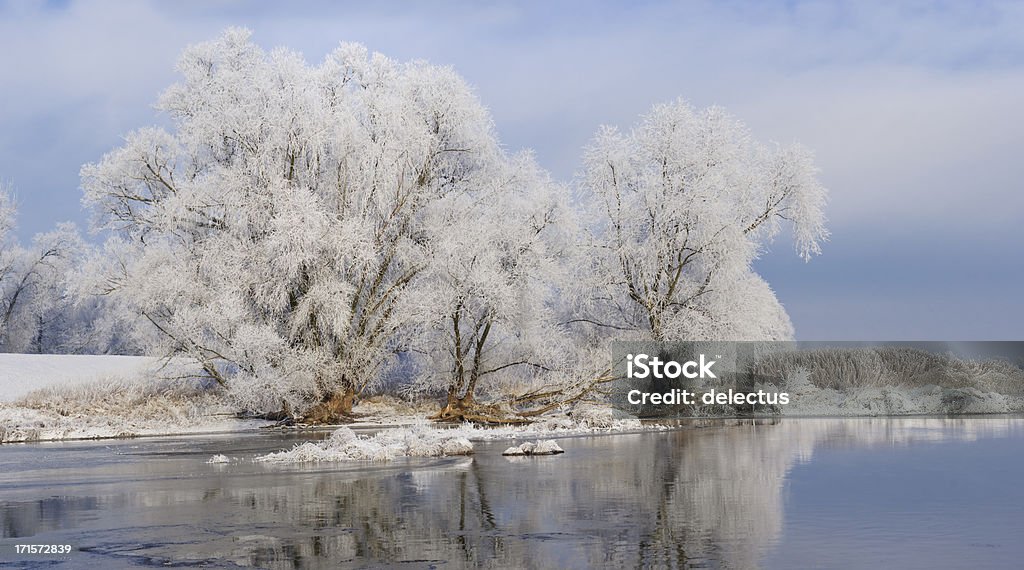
left=569, top=404, right=632, bottom=428
left=255, top=426, right=474, bottom=463
left=754, top=347, right=1024, bottom=416
left=502, top=440, right=564, bottom=456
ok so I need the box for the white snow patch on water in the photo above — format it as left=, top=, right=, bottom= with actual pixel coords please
left=502, top=440, right=564, bottom=456
left=442, top=409, right=650, bottom=441
left=255, top=425, right=475, bottom=463
left=256, top=408, right=653, bottom=463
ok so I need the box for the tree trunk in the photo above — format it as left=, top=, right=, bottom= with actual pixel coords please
left=430, top=393, right=530, bottom=425
left=300, top=387, right=357, bottom=424
left=431, top=369, right=620, bottom=425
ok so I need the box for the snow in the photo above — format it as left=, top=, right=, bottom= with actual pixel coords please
left=0, top=352, right=649, bottom=446
left=534, top=440, right=565, bottom=454
left=6, top=348, right=1018, bottom=450
left=781, top=385, right=1017, bottom=416
left=502, top=440, right=564, bottom=456
left=0, top=354, right=272, bottom=443
left=0, top=406, right=268, bottom=444
left=255, top=425, right=475, bottom=463
left=256, top=409, right=653, bottom=464
left=0, top=354, right=165, bottom=402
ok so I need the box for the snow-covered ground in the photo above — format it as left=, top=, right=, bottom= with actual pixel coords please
left=3, top=353, right=1022, bottom=447
left=0, top=353, right=649, bottom=445
left=0, top=353, right=269, bottom=443
left=0, top=354, right=164, bottom=402
left=256, top=425, right=475, bottom=462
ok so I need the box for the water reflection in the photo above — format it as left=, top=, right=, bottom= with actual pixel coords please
left=0, top=417, right=1021, bottom=568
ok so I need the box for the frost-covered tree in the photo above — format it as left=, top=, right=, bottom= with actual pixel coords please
left=0, top=187, right=79, bottom=352
left=0, top=185, right=19, bottom=344
left=407, top=155, right=587, bottom=421
left=81, top=29, right=566, bottom=419
left=0, top=185, right=134, bottom=354
left=577, top=100, right=828, bottom=341
left=1, top=223, right=82, bottom=352
left=78, top=32, right=831, bottom=421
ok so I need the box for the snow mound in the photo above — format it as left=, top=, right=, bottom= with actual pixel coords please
left=207, top=454, right=230, bottom=464
left=255, top=425, right=475, bottom=463
left=502, top=440, right=565, bottom=456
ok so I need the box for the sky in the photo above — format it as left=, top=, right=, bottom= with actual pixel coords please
left=0, top=0, right=1021, bottom=340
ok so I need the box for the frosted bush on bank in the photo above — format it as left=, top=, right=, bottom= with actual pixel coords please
left=779, top=370, right=1020, bottom=416
left=749, top=348, right=1024, bottom=416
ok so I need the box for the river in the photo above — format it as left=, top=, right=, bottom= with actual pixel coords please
left=2, top=416, right=1023, bottom=568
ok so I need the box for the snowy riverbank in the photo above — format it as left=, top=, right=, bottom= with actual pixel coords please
left=4, top=351, right=1023, bottom=445
left=0, top=354, right=648, bottom=444
left=0, top=354, right=261, bottom=443
left=0, top=354, right=165, bottom=403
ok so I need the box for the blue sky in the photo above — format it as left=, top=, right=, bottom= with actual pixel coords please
left=0, top=0, right=1022, bottom=339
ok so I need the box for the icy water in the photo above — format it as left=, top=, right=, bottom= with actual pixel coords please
left=1, top=418, right=1023, bottom=569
